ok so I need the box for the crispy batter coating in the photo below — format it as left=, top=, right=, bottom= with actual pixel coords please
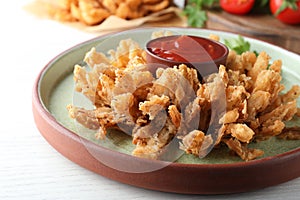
left=226, top=51, right=257, bottom=73
left=45, top=0, right=171, bottom=25
left=67, top=105, right=116, bottom=139
left=180, top=130, right=205, bottom=155
left=168, top=105, right=181, bottom=128
left=115, top=2, right=145, bottom=19
left=219, top=109, right=239, bottom=124
left=151, top=30, right=173, bottom=39
left=139, top=95, right=170, bottom=120
left=208, top=34, right=220, bottom=41
left=142, top=0, right=169, bottom=12
left=248, top=51, right=270, bottom=82
left=277, top=127, right=300, bottom=140
left=132, top=117, right=176, bottom=159
left=224, top=138, right=264, bottom=161
left=68, top=34, right=300, bottom=161
left=252, top=70, right=284, bottom=101
left=247, top=90, right=271, bottom=121
left=226, top=123, right=255, bottom=143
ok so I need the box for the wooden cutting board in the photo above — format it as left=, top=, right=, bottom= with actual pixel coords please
left=206, top=10, right=300, bottom=54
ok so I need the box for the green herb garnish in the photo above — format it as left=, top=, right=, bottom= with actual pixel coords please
left=224, top=35, right=251, bottom=55
left=182, top=0, right=218, bottom=27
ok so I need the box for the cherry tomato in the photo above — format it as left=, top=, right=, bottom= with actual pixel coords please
left=270, top=0, right=300, bottom=24
left=220, top=0, right=255, bottom=15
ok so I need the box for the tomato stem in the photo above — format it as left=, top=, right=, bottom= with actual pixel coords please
left=275, top=0, right=299, bottom=16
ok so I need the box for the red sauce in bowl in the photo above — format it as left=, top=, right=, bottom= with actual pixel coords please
left=145, top=35, right=229, bottom=79
left=147, top=35, right=227, bottom=63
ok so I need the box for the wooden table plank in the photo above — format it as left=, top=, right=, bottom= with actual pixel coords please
left=206, top=11, right=300, bottom=54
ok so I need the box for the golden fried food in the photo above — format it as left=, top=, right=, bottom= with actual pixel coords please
left=45, top=0, right=171, bottom=25
left=67, top=33, right=300, bottom=161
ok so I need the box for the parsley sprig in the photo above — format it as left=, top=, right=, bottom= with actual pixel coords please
left=224, top=35, right=251, bottom=55
left=183, top=0, right=218, bottom=27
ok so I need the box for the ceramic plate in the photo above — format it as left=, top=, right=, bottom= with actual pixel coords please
left=32, top=27, right=300, bottom=194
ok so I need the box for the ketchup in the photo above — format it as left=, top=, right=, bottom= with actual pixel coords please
left=147, top=35, right=225, bottom=63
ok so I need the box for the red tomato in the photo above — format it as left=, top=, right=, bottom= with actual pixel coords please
left=270, top=0, right=300, bottom=24
left=220, top=0, right=255, bottom=15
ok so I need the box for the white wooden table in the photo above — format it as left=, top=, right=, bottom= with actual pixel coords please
left=0, top=1, right=299, bottom=199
